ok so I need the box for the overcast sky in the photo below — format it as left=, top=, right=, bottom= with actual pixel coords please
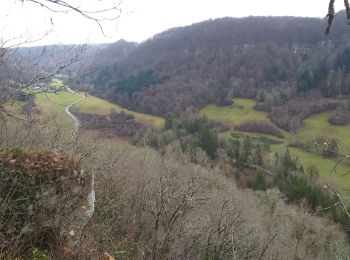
left=0, top=0, right=345, bottom=46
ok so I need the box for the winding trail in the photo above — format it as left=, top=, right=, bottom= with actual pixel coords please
left=65, top=88, right=95, bottom=218
left=65, top=88, right=85, bottom=137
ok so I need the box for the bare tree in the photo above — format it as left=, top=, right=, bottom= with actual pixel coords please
left=20, top=0, right=122, bottom=36
left=0, top=0, right=122, bottom=117
left=317, top=143, right=350, bottom=218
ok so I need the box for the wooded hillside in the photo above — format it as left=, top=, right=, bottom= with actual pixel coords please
left=79, top=11, right=350, bottom=125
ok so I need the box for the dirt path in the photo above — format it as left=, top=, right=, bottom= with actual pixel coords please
left=65, top=88, right=86, bottom=138
left=65, top=89, right=95, bottom=218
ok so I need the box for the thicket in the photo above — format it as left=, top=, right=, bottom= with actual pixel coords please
left=290, top=135, right=340, bottom=158
left=73, top=109, right=146, bottom=137
left=1, top=118, right=350, bottom=259
left=134, top=116, right=220, bottom=159
left=0, top=148, right=90, bottom=257
left=75, top=146, right=350, bottom=259
left=235, top=120, right=282, bottom=137
left=329, top=104, right=350, bottom=125
left=104, top=70, right=168, bottom=97
left=272, top=150, right=350, bottom=233
left=267, top=97, right=345, bottom=131
left=135, top=116, right=350, bottom=239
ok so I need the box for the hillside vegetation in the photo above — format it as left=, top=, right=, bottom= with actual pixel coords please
left=3, top=8, right=350, bottom=259
left=201, top=98, right=270, bottom=125
left=298, top=111, right=350, bottom=151
left=79, top=11, right=350, bottom=125
left=72, top=94, right=164, bottom=128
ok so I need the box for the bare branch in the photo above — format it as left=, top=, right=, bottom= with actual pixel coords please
left=323, top=183, right=350, bottom=218
left=24, top=0, right=122, bottom=36
left=326, top=0, right=350, bottom=34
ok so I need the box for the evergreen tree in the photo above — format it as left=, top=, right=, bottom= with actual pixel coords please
left=199, top=127, right=218, bottom=159
left=239, top=136, right=252, bottom=164
left=306, top=165, right=320, bottom=185
left=253, top=143, right=263, bottom=166
left=282, top=149, right=297, bottom=175
left=252, top=171, right=266, bottom=191
left=164, top=118, right=174, bottom=130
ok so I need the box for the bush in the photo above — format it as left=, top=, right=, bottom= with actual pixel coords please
left=0, top=149, right=90, bottom=257
left=73, top=110, right=147, bottom=137
left=329, top=112, right=349, bottom=126
left=235, top=120, right=282, bottom=137
left=216, top=98, right=233, bottom=107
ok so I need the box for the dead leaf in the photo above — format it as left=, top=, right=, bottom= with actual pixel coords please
left=101, top=253, right=115, bottom=260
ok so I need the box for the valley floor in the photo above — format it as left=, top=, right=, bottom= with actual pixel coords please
left=30, top=91, right=350, bottom=205
left=201, top=98, right=350, bottom=203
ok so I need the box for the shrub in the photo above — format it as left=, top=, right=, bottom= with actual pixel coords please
left=73, top=110, right=147, bottom=137
left=0, top=149, right=90, bottom=257
left=216, top=98, right=233, bottom=107
left=329, top=111, right=349, bottom=126
left=235, top=120, right=282, bottom=137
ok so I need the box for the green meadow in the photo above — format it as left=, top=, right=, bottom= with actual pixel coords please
left=34, top=92, right=350, bottom=198
left=201, top=98, right=269, bottom=126
left=202, top=98, right=350, bottom=200
left=48, top=78, right=65, bottom=88
left=35, top=91, right=81, bottom=124
left=298, top=111, right=350, bottom=151
left=222, top=130, right=285, bottom=145
left=34, top=91, right=165, bottom=129
left=202, top=98, right=350, bottom=150
left=202, top=98, right=290, bottom=138
left=72, top=95, right=164, bottom=128
left=34, top=91, right=83, bottom=143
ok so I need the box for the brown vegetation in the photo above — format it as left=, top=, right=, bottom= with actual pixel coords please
left=235, top=120, right=282, bottom=137
left=268, top=97, right=346, bottom=131
left=73, top=110, right=147, bottom=137
left=0, top=148, right=90, bottom=257
left=72, top=146, right=350, bottom=259
left=329, top=111, right=350, bottom=125
left=79, top=11, right=350, bottom=122
left=81, top=129, right=132, bottom=144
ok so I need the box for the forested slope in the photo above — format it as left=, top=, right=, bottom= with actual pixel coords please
left=80, top=11, right=350, bottom=124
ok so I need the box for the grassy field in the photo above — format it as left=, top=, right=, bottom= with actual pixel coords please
left=48, top=78, right=65, bottom=88
left=222, top=130, right=285, bottom=145
left=203, top=98, right=350, bottom=200
left=204, top=98, right=349, bottom=150
left=201, top=98, right=269, bottom=126
left=72, top=95, right=164, bottom=128
left=298, top=111, right=350, bottom=151
left=203, top=98, right=290, bottom=139
left=35, top=91, right=81, bottom=116
left=35, top=91, right=83, bottom=139
left=291, top=147, right=350, bottom=201
left=34, top=92, right=350, bottom=200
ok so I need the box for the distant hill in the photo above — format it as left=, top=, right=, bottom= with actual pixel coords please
left=15, top=44, right=105, bottom=73
left=80, top=11, right=350, bottom=117
left=90, top=40, right=137, bottom=67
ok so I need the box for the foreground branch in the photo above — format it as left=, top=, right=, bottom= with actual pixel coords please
left=326, top=0, right=350, bottom=34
